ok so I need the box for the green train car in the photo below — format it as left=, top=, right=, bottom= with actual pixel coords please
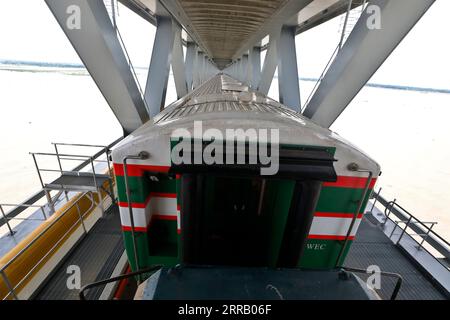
left=111, top=75, right=380, bottom=275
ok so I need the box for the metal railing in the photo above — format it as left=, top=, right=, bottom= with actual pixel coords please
left=342, top=267, right=402, bottom=300
left=0, top=138, right=122, bottom=231
left=0, top=192, right=97, bottom=300
left=30, top=143, right=114, bottom=211
left=79, top=265, right=162, bottom=300
left=335, top=164, right=373, bottom=267
left=369, top=188, right=450, bottom=269
left=0, top=138, right=123, bottom=300
left=51, top=142, right=112, bottom=177
left=0, top=203, right=48, bottom=236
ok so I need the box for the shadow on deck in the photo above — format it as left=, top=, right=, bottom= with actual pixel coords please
left=34, top=205, right=125, bottom=300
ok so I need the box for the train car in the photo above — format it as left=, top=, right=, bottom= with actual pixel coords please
left=111, top=74, right=380, bottom=275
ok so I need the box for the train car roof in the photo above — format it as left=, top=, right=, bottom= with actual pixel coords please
left=112, top=74, right=380, bottom=176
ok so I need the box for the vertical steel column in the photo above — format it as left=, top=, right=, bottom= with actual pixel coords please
left=171, top=23, right=188, bottom=99
left=258, top=32, right=279, bottom=95
left=231, top=63, right=235, bottom=78
left=303, top=0, right=436, bottom=128
left=250, top=46, right=261, bottom=89
left=235, top=59, right=240, bottom=81
left=206, top=60, right=211, bottom=80
left=193, top=51, right=202, bottom=89
left=203, top=56, right=208, bottom=82
left=277, top=25, right=301, bottom=112
left=144, top=17, right=174, bottom=117
left=185, top=42, right=197, bottom=92
left=241, top=54, right=249, bottom=84
left=197, top=52, right=204, bottom=85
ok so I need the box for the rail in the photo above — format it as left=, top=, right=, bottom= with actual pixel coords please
left=369, top=188, right=450, bottom=269
left=0, top=191, right=97, bottom=300
left=122, top=151, right=150, bottom=278
left=335, top=164, right=373, bottom=267
left=51, top=141, right=112, bottom=177
left=0, top=203, right=48, bottom=236
left=30, top=142, right=116, bottom=215
left=79, top=265, right=162, bottom=300
left=0, top=138, right=123, bottom=299
left=0, top=137, right=122, bottom=230
left=342, top=267, right=403, bottom=300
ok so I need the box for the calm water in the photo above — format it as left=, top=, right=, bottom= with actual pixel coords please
left=0, top=69, right=449, bottom=239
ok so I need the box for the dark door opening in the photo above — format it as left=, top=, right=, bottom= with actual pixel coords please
left=201, top=176, right=265, bottom=266
left=177, top=146, right=336, bottom=268
left=181, top=174, right=300, bottom=267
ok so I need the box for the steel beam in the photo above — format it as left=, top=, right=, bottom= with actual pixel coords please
left=206, top=60, right=211, bottom=80
left=241, top=54, right=249, bottom=84
left=277, top=26, right=301, bottom=112
left=258, top=33, right=279, bottom=95
left=193, top=51, right=203, bottom=89
left=202, top=56, right=207, bottom=83
left=172, top=23, right=188, bottom=99
left=144, top=17, right=175, bottom=116
left=45, top=0, right=149, bottom=134
left=303, top=0, right=436, bottom=128
left=199, top=54, right=205, bottom=85
left=201, top=53, right=206, bottom=85
left=250, top=46, right=261, bottom=89
left=235, top=59, right=241, bottom=81
left=185, top=42, right=197, bottom=92
left=233, top=0, right=312, bottom=60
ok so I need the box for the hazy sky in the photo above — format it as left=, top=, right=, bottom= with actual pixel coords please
left=0, top=1, right=449, bottom=89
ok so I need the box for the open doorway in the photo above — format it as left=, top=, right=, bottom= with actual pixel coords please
left=180, top=174, right=303, bottom=267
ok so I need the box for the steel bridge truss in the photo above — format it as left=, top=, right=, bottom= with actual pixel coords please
left=45, top=0, right=436, bottom=133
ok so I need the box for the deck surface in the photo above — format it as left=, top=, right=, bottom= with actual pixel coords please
left=143, top=267, right=375, bottom=300
left=345, top=214, right=446, bottom=300
left=29, top=208, right=447, bottom=300
left=34, top=205, right=124, bottom=300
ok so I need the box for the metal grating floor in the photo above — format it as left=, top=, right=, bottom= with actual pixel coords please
left=345, top=215, right=446, bottom=300
left=45, top=173, right=111, bottom=192
left=31, top=206, right=446, bottom=300
left=34, top=205, right=124, bottom=300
